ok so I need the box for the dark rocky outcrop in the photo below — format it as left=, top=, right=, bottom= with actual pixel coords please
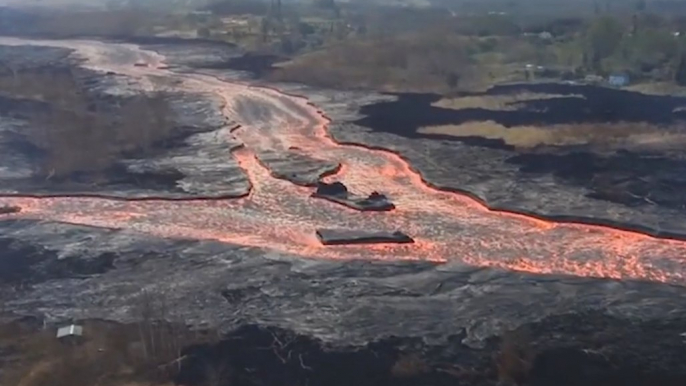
left=316, top=228, right=414, bottom=245
left=312, top=181, right=395, bottom=211
left=256, top=150, right=340, bottom=187
left=0, top=205, right=20, bottom=215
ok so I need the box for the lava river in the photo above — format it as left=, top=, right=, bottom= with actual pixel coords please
left=0, top=37, right=685, bottom=284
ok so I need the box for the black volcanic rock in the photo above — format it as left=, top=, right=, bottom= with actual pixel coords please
left=0, top=205, right=20, bottom=215
left=312, top=181, right=395, bottom=211
left=316, top=229, right=414, bottom=245
left=315, top=181, right=348, bottom=196
left=256, top=150, right=340, bottom=187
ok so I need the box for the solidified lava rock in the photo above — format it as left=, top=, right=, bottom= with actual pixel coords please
left=2, top=219, right=686, bottom=386
left=315, top=181, right=348, bottom=196
left=0, top=205, right=20, bottom=215
left=312, top=181, right=395, bottom=211
left=316, top=228, right=414, bottom=245
left=256, top=150, right=341, bottom=187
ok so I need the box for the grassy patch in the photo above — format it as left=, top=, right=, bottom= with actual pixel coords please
left=419, top=121, right=686, bottom=150
left=432, top=93, right=585, bottom=111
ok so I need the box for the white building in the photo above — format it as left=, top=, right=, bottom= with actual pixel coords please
left=56, top=324, right=84, bottom=345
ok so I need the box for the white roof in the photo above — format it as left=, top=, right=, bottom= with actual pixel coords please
left=56, top=324, right=83, bottom=338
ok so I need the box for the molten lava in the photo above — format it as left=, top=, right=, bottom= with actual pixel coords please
left=0, top=38, right=685, bottom=284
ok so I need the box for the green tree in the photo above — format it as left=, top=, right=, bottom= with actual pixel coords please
left=584, top=16, right=625, bottom=71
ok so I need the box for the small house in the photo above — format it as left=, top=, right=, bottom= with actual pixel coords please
left=608, top=74, right=630, bottom=87
left=538, top=31, right=553, bottom=40
left=57, top=324, right=84, bottom=345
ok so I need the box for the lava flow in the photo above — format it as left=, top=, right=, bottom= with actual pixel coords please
left=1, top=37, right=685, bottom=285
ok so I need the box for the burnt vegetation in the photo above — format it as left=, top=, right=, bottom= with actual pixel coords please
left=0, top=66, right=176, bottom=180
left=2, top=311, right=683, bottom=386
left=0, top=291, right=219, bottom=386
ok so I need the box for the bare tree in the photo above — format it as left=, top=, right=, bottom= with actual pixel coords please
left=131, top=289, right=157, bottom=361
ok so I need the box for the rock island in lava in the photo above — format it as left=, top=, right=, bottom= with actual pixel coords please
left=311, top=181, right=396, bottom=211
left=0, top=35, right=685, bottom=386
left=316, top=228, right=414, bottom=245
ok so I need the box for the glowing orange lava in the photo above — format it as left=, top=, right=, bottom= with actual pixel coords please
left=0, top=38, right=685, bottom=285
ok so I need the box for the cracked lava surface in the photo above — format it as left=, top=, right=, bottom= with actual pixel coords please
left=0, top=38, right=685, bottom=285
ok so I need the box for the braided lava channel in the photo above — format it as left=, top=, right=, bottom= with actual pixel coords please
left=0, top=37, right=685, bottom=284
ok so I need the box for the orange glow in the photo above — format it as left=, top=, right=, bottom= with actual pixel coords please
left=0, top=39, right=685, bottom=285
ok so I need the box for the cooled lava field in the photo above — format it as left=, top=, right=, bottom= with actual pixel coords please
left=1, top=37, right=686, bottom=386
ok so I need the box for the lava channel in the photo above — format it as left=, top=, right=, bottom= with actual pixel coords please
left=0, top=38, right=685, bottom=285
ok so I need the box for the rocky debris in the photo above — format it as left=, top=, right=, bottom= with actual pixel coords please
left=0, top=205, right=20, bottom=215
left=312, top=181, right=395, bottom=211
left=256, top=150, right=340, bottom=187
left=122, top=129, right=250, bottom=199
left=316, top=228, right=414, bottom=245
left=316, top=181, right=348, bottom=196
